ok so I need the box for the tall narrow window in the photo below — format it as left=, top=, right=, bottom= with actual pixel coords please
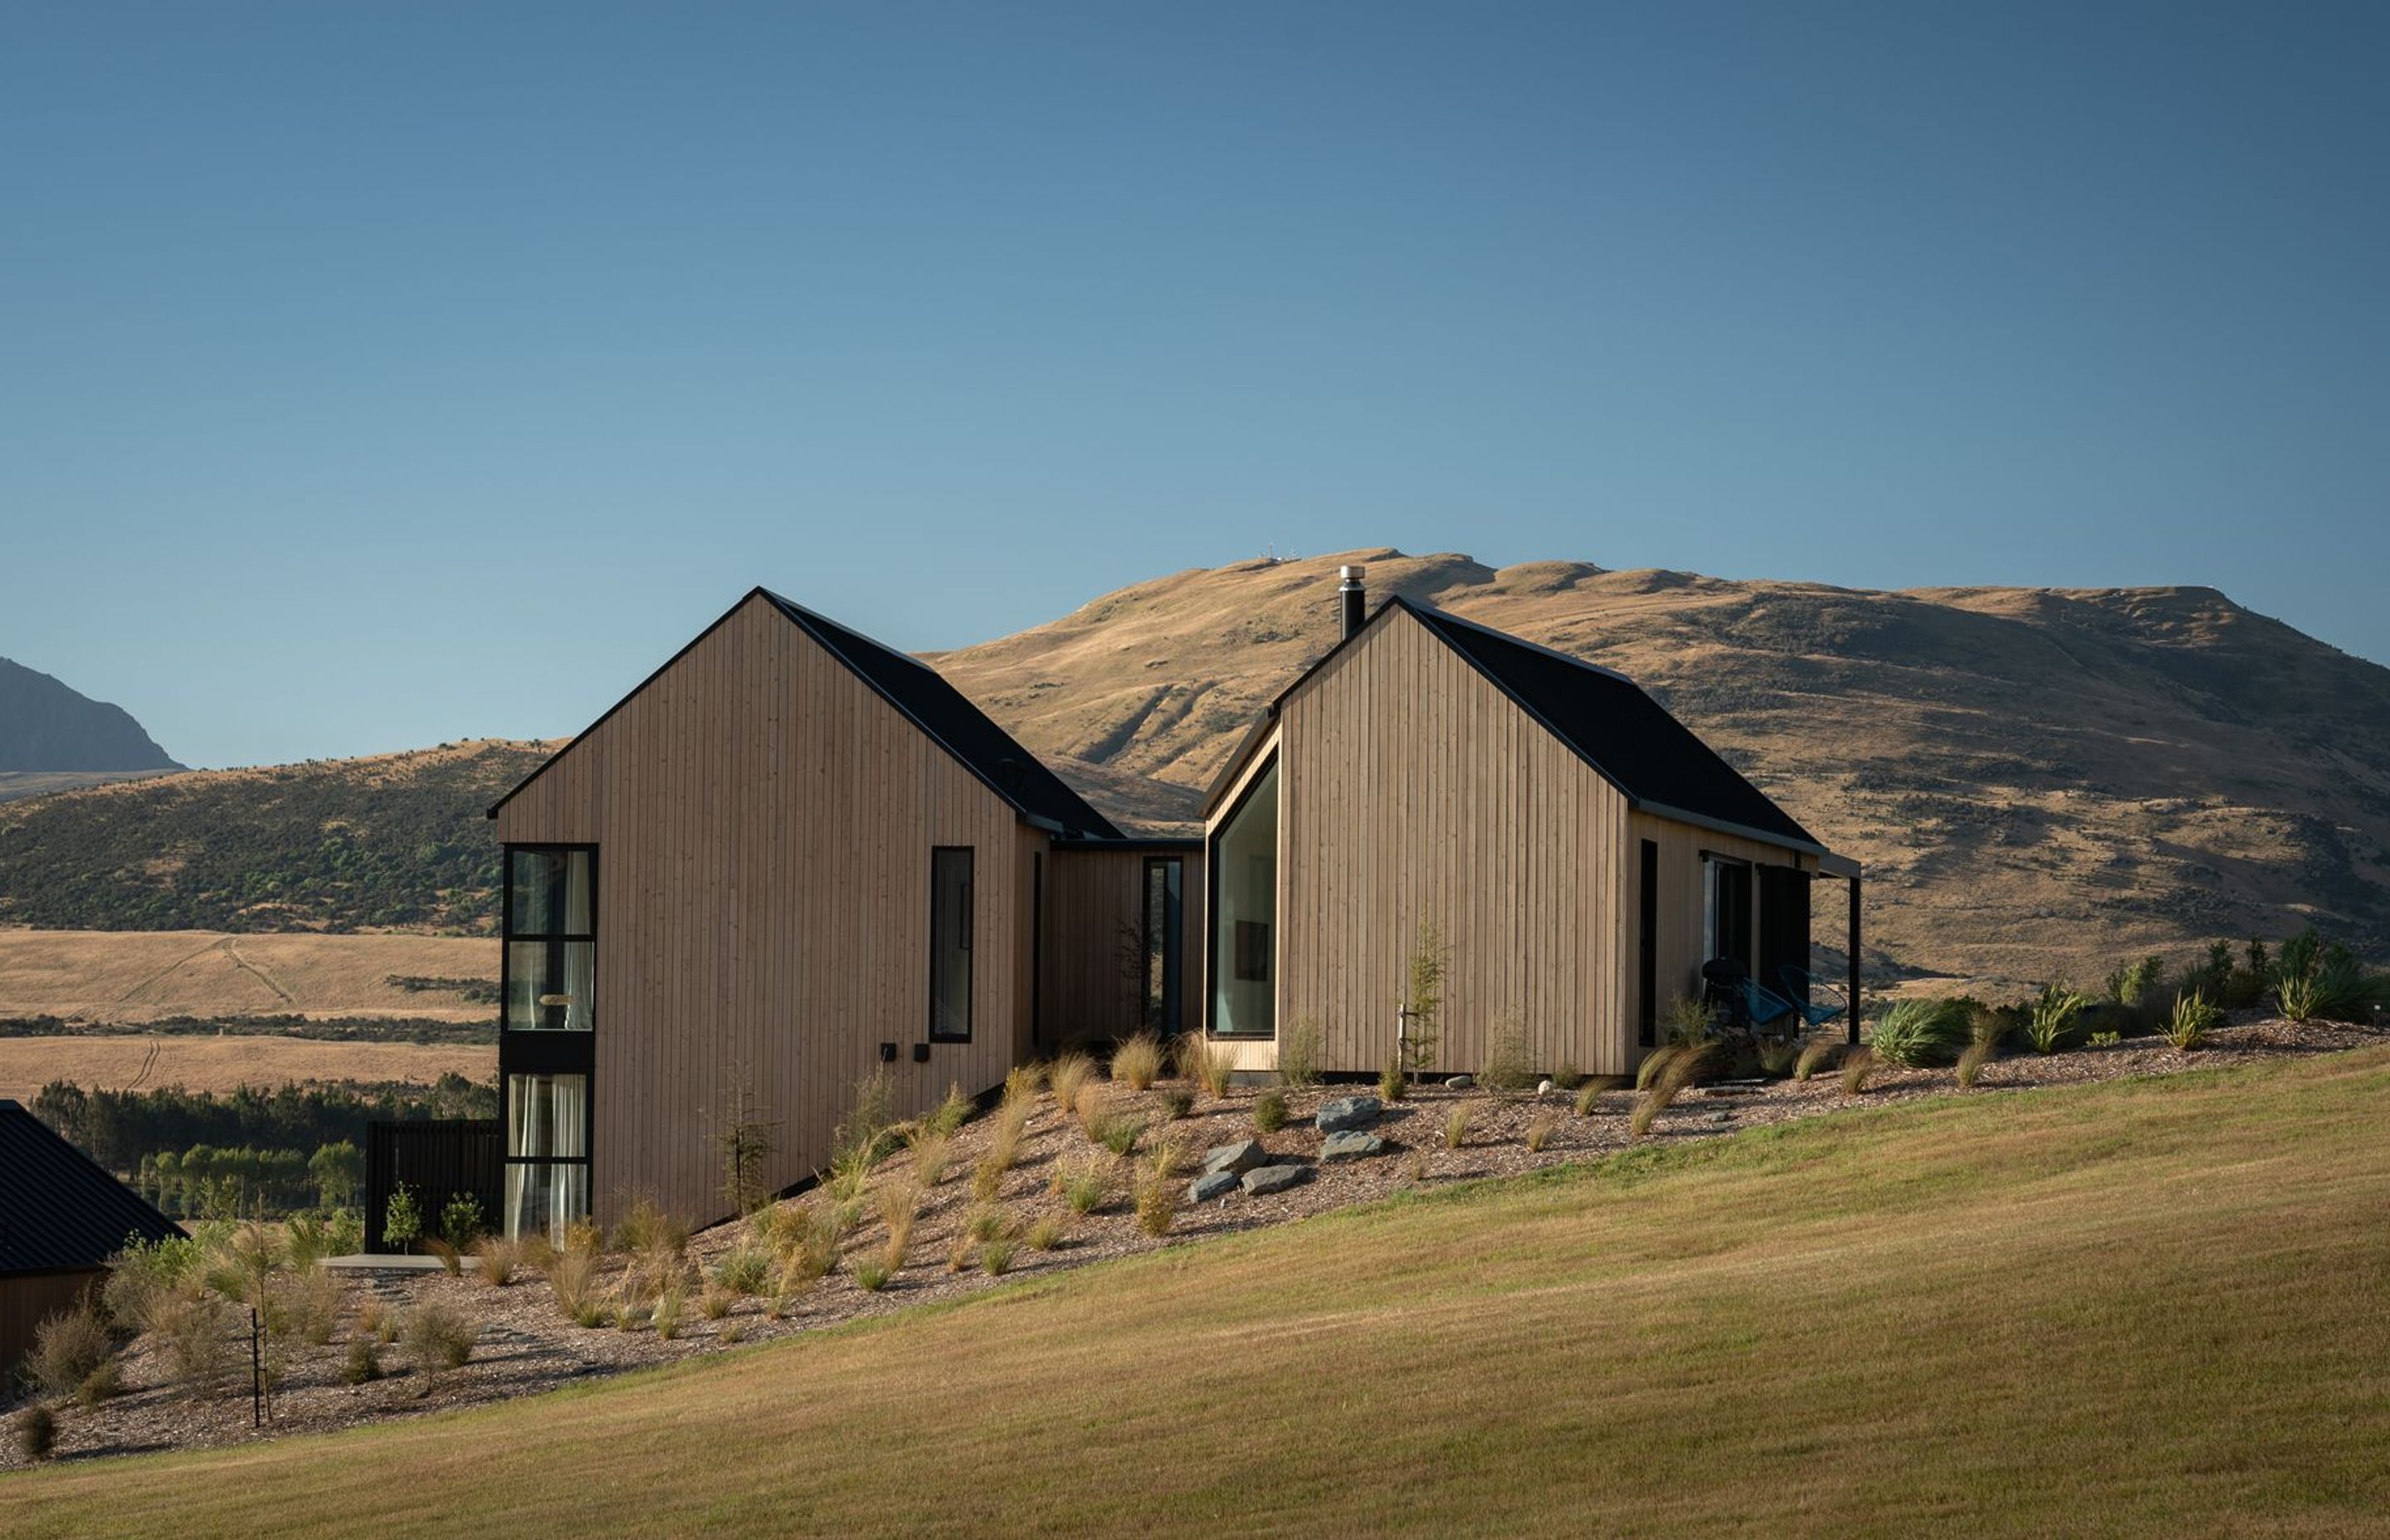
left=1208, top=755, right=1279, bottom=1038
left=505, top=1072, right=589, bottom=1245
left=929, top=847, right=973, bottom=1040
left=1638, top=840, right=1660, bottom=1047
left=1143, top=856, right=1184, bottom=1031
left=505, top=848, right=595, bottom=1032
left=1703, top=855, right=1753, bottom=972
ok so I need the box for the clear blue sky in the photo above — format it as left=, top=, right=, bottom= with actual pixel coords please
left=4, top=2, right=2383, bottom=768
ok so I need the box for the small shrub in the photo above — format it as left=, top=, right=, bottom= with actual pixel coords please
left=75, top=1358, right=123, bottom=1408
left=1443, top=1101, right=1479, bottom=1150
left=981, top=1238, right=1017, bottom=1275
left=1134, top=1167, right=1180, bottom=1238
left=15, top=1405, right=57, bottom=1464
left=1868, top=997, right=1968, bottom=1067
left=404, top=1302, right=476, bottom=1382
left=1278, top=1017, right=1323, bottom=1087
left=103, top=1235, right=202, bottom=1334
left=2027, top=984, right=2089, bottom=1054
left=1378, top=1052, right=1408, bottom=1103
left=2167, top=990, right=2222, bottom=1053
left=1793, top=1040, right=1835, bottom=1083
left=851, top=1254, right=891, bottom=1292
left=1161, top=1087, right=1195, bottom=1119
left=440, top=1191, right=487, bottom=1252
left=1176, top=1032, right=1234, bottom=1099
left=1480, top=1011, right=1535, bottom=1094
left=1252, top=1089, right=1288, bottom=1134
left=383, top=1183, right=423, bottom=1252
left=341, top=1334, right=384, bottom=1385
left=1110, top=1033, right=1165, bottom=1090
left=25, top=1296, right=112, bottom=1401
left=2087, top=1030, right=2121, bottom=1048
left=1840, top=1045, right=1877, bottom=1096
left=1663, top=994, right=1714, bottom=1047
left=473, top=1235, right=521, bottom=1287
left=1026, top=1213, right=1066, bottom=1251
left=1524, top=1111, right=1558, bottom=1153
left=1049, top=1052, right=1097, bottom=1118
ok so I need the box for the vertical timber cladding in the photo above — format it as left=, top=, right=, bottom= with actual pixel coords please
left=1277, top=607, right=1641, bottom=1079
left=1627, top=810, right=1818, bottom=1030
left=492, top=596, right=1036, bottom=1231
left=1041, top=845, right=1207, bottom=1049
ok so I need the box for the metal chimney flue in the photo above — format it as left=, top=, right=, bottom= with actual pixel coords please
left=1338, top=564, right=1368, bottom=640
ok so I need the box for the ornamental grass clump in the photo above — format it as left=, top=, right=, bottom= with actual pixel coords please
left=1176, top=1032, right=1235, bottom=1099
left=472, top=1235, right=520, bottom=1287
left=927, top=1081, right=974, bottom=1138
left=1110, top=1033, right=1165, bottom=1090
left=1443, top=1100, right=1480, bottom=1151
left=16, top=1405, right=58, bottom=1464
left=341, top=1334, right=383, bottom=1385
left=981, top=1237, right=1017, bottom=1276
left=1162, top=1087, right=1195, bottom=1119
left=1378, top=1053, right=1408, bottom=1103
left=1867, top=997, right=1968, bottom=1068
left=1277, top=1017, right=1323, bottom=1087
left=1794, top=1040, right=1835, bottom=1083
left=1054, top=1152, right=1110, bottom=1215
left=904, top=1128, right=953, bottom=1191
left=1573, top=1076, right=1621, bottom=1117
left=1026, top=1213, right=1066, bottom=1252
left=1524, top=1111, right=1558, bottom=1153
left=1958, top=1007, right=2005, bottom=1088
left=25, top=1296, right=112, bottom=1402
left=1840, top=1045, right=1877, bottom=1096
left=1636, top=1043, right=1680, bottom=1093
left=714, top=1239, right=774, bottom=1297
left=1631, top=1042, right=1713, bottom=1139
left=851, top=1254, right=891, bottom=1293
left=403, top=1302, right=476, bottom=1387
left=1048, top=1052, right=1097, bottom=1121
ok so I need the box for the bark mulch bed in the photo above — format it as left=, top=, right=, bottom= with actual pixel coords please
left=8, top=1013, right=2377, bottom=1469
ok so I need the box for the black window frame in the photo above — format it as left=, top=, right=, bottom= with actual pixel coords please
left=498, top=843, right=598, bottom=1239
left=1204, top=750, right=1280, bottom=1040
left=929, top=845, right=975, bottom=1043
left=1702, top=850, right=1754, bottom=973
left=1638, top=839, right=1660, bottom=1047
left=1141, top=855, right=1185, bottom=1033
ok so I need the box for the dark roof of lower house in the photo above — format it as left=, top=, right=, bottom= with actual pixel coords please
left=1203, top=597, right=1822, bottom=854
left=490, top=589, right=1123, bottom=841
left=0, top=1099, right=180, bottom=1276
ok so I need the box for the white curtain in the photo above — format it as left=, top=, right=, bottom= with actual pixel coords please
left=505, top=1074, right=588, bottom=1243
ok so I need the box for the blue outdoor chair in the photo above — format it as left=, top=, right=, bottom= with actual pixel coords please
left=1777, top=966, right=1849, bottom=1030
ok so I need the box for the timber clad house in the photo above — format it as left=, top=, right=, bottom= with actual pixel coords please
left=461, top=571, right=1856, bottom=1244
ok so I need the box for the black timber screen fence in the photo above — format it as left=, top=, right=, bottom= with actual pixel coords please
left=365, top=1119, right=501, bottom=1252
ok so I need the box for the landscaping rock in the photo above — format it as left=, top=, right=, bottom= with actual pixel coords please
left=1188, top=1169, right=1241, bottom=1203
left=1706, top=1110, right=1735, bottom=1125
left=1444, top=1075, right=1474, bottom=1090
left=1314, top=1095, right=1383, bottom=1133
left=1319, top=1131, right=1386, bottom=1162
left=1202, top=1138, right=1270, bottom=1177
left=1241, top=1163, right=1312, bottom=1196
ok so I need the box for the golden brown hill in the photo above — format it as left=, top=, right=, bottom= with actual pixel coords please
left=932, top=549, right=2390, bottom=992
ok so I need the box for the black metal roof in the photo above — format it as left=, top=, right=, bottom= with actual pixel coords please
left=1203, top=597, right=1822, bottom=854
left=0, top=1099, right=180, bottom=1276
left=759, top=592, right=1123, bottom=841
left=491, top=589, right=1123, bottom=841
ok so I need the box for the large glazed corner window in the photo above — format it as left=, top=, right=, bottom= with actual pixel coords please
left=505, top=847, right=595, bottom=1032
left=1142, top=856, right=1184, bottom=1031
left=505, top=1072, right=589, bottom=1244
left=1208, top=755, right=1279, bottom=1038
left=929, top=846, right=973, bottom=1040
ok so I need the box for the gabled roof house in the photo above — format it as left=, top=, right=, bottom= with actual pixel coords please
left=473, top=571, right=1854, bottom=1243
left=2, top=1098, right=181, bottom=1376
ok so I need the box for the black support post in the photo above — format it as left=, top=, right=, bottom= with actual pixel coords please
left=1846, top=876, right=1863, bottom=1047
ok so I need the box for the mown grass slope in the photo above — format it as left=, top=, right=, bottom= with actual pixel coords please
left=10, top=1049, right=2388, bottom=1538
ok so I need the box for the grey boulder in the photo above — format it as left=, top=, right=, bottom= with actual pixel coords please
left=1241, top=1164, right=1313, bottom=1196
left=1319, top=1131, right=1386, bottom=1162
left=1314, top=1095, right=1383, bottom=1133
left=1187, top=1169, right=1241, bottom=1203
left=1443, top=1075, right=1474, bottom=1090
left=1202, top=1138, right=1270, bottom=1177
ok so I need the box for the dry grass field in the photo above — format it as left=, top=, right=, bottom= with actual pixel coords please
left=0, top=928, right=495, bottom=1025
left=7, top=1046, right=2384, bottom=1538
left=0, top=1035, right=494, bottom=1102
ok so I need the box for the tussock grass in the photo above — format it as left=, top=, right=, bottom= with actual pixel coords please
left=402, top=1303, right=476, bottom=1385
left=1635, top=1043, right=1680, bottom=1092
left=1840, top=1045, right=1877, bottom=1096
left=1048, top=1053, right=1096, bottom=1120
left=2167, top=991, right=2222, bottom=1054
left=1053, top=1153, right=1111, bottom=1216
left=24, top=1296, right=111, bottom=1401
left=1026, top=1214, right=1066, bottom=1252
left=1443, top=1101, right=1479, bottom=1150
left=851, top=1255, right=891, bottom=1293
left=1573, top=1076, right=1621, bottom=1117
left=1277, top=1017, right=1322, bottom=1087
left=1524, top=1112, right=1558, bottom=1153
left=1958, top=1008, right=2004, bottom=1088
left=1793, top=1040, right=1835, bottom=1083
left=15, top=1405, right=57, bottom=1463
left=15, top=1050, right=2390, bottom=1538
left=1631, top=1043, right=1712, bottom=1139
left=1110, top=1034, right=1165, bottom=1090
left=1003, top=1062, right=1046, bottom=1107
left=472, top=1236, right=521, bottom=1287
left=904, top=1128, right=953, bottom=1190
left=980, top=1238, right=1017, bottom=1276
left=1378, top=1054, right=1407, bottom=1103
left=1176, top=1032, right=1233, bottom=1099
left=1161, top=1088, right=1195, bottom=1119
left=926, top=1082, right=974, bottom=1138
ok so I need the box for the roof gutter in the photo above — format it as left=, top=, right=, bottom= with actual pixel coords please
left=1635, top=797, right=1830, bottom=860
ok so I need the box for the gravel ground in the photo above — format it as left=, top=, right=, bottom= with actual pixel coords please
left=10, top=1012, right=2378, bottom=1469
